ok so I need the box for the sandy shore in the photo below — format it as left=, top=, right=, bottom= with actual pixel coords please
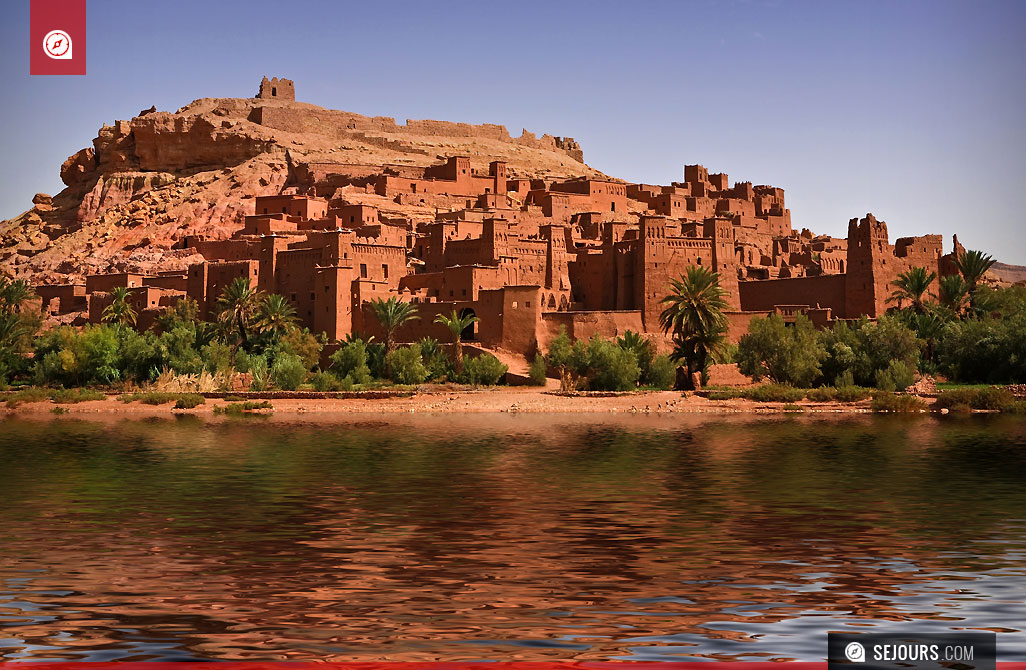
left=0, top=385, right=900, bottom=417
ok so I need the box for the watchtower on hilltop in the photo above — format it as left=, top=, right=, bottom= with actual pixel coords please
left=257, top=76, right=295, bottom=101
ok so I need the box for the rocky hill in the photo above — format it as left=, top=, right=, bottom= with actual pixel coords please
left=4, top=82, right=1023, bottom=287
left=0, top=88, right=602, bottom=284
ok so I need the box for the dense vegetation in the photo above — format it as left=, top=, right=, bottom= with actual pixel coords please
left=0, top=278, right=508, bottom=391
left=736, top=250, right=1026, bottom=388
left=542, top=328, right=675, bottom=393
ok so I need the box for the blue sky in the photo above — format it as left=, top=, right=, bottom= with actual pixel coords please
left=2, top=0, right=1024, bottom=262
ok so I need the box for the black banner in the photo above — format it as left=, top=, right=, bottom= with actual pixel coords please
left=828, top=632, right=997, bottom=670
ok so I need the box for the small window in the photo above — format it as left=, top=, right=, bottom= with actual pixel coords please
left=382, top=264, right=388, bottom=279
left=360, top=264, right=367, bottom=279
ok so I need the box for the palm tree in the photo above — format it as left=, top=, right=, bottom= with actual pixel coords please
left=255, top=294, right=298, bottom=340
left=102, top=286, right=137, bottom=327
left=954, top=249, right=996, bottom=311
left=616, top=330, right=650, bottom=355
left=938, top=274, right=968, bottom=314
left=910, top=311, right=944, bottom=364
left=617, top=329, right=653, bottom=375
left=670, top=327, right=727, bottom=390
left=0, top=312, right=29, bottom=348
left=658, top=266, right=729, bottom=390
left=0, top=312, right=32, bottom=382
left=434, top=308, right=479, bottom=373
left=216, top=277, right=261, bottom=348
left=369, top=296, right=419, bottom=353
left=887, top=266, right=936, bottom=313
left=0, top=277, right=33, bottom=314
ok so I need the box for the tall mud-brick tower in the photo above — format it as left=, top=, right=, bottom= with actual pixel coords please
left=845, top=213, right=891, bottom=318
left=257, top=76, right=295, bottom=101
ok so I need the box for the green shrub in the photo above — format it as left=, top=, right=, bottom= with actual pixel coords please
left=173, top=394, right=205, bottom=409
left=834, top=369, right=856, bottom=388
left=32, top=324, right=123, bottom=386
left=118, top=328, right=159, bottom=382
left=833, top=385, right=873, bottom=402
left=737, top=314, right=826, bottom=387
left=820, top=315, right=921, bottom=388
left=50, top=388, right=105, bottom=404
left=804, top=387, right=835, bottom=402
left=201, top=341, right=234, bottom=374
left=545, top=328, right=574, bottom=372
left=936, top=387, right=1016, bottom=412
left=5, top=386, right=52, bottom=408
left=152, top=323, right=204, bottom=376
left=121, top=392, right=185, bottom=405
left=463, top=354, right=508, bottom=385
left=270, top=328, right=323, bottom=371
left=249, top=356, right=270, bottom=391
left=386, top=346, right=428, bottom=385
left=215, top=400, right=273, bottom=414
left=50, top=406, right=68, bottom=415
left=366, top=342, right=387, bottom=380
left=708, top=388, right=744, bottom=400
left=973, top=387, right=1017, bottom=411
left=418, top=337, right=449, bottom=381
left=871, top=391, right=927, bottom=412
left=647, top=355, right=676, bottom=390
left=311, top=371, right=343, bottom=392
left=330, top=339, right=373, bottom=385
left=743, top=383, right=805, bottom=403
left=875, top=359, right=916, bottom=392
left=81, top=326, right=121, bottom=385
left=585, top=336, right=640, bottom=391
left=935, top=289, right=1026, bottom=383
left=804, top=386, right=871, bottom=402
left=618, top=331, right=654, bottom=381
left=528, top=353, right=548, bottom=386
left=234, top=350, right=254, bottom=374
left=935, top=388, right=975, bottom=412
left=270, top=353, right=307, bottom=391
left=783, top=403, right=804, bottom=412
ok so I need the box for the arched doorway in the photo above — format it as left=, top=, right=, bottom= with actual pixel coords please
left=459, top=308, right=477, bottom=341
left=547, top=294, right=557, bottom=310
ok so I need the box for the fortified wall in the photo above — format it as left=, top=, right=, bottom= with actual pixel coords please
left=246, top=78, right=584, bottom=163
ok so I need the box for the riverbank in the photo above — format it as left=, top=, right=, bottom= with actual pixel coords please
left=0, top=384, right=989, bottom=417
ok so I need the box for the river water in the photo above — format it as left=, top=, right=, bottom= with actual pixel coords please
left=0, top=413, right=1023, bottom=661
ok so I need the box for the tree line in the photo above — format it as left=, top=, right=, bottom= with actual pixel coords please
left=0, top=277, right=508, bottom=390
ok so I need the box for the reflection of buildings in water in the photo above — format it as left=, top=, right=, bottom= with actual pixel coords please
left=0, top=418, right=1023, bottom=660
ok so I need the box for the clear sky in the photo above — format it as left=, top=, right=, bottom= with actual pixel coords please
left=2, top=0, right=1024, bottom=262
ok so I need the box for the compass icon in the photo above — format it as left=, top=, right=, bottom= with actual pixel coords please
left=43, top=29, right=73, bottom=59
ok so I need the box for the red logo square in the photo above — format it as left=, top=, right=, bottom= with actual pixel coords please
left=30, top=0, right=87, bottom=75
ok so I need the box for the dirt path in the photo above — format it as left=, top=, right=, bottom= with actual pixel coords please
left=1, top=385, right=883, bottom=417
